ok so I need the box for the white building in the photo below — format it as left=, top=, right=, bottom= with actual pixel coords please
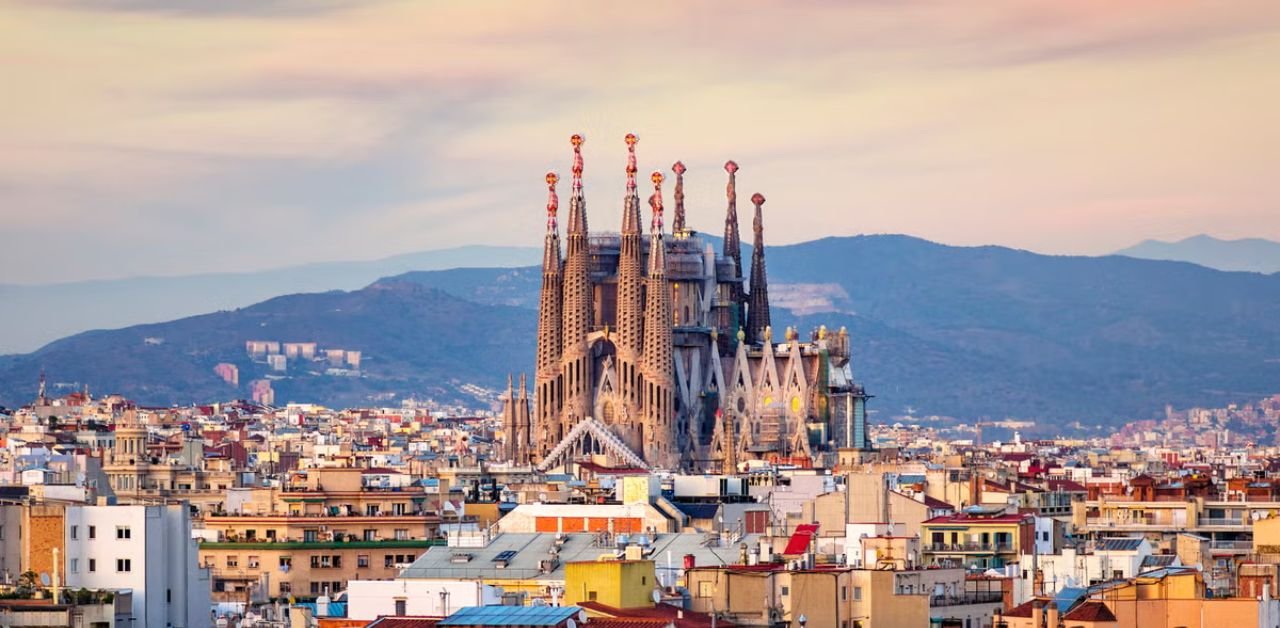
left=63, top=503, right=211, bottom=628
left=347, top=579, right=502, bottom=620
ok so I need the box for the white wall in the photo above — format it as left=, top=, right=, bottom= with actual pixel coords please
left=347, top=579, right=501, bottom=620
left=64, top=504, right=211, bottom=628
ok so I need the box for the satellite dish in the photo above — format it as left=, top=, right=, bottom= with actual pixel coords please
left=579, top=610, right=588, bottom=622
left=652, top=589, right=662, bottom=604
left=40, top=573, right=51, bottom=586
left=566, top=621, right=577, bottom=628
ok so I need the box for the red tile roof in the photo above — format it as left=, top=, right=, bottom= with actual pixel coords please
left=1065, top=601, right=1116, bottom=622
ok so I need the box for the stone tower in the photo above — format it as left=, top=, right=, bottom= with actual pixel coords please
left=642, top=171, right=677, bottom=467
left=501, top=374, right=532, bottom=463
left=722, top=161, right=746, bottom=347
left=535, top=171, right=564, bottom=448
left=560, top=134, right=594, bottom=432
left=614, top=134, right=645, bottom=423
left=746, top=192, right=772, bottom=343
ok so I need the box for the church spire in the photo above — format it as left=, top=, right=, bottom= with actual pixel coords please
left=561, top=133, right=594, bottom=427
left=615, top=134, right=645, bottom=410
left=643, top=171, right=676, bottom=467
left=671, top=161, right=687, bottom=234
left=722, top=161, right=746, bottom=346
left=534, top=171, right=564, bottom=454
left=746, top=192, right=772, bottom=344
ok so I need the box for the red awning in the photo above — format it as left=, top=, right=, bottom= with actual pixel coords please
left=782, top=523, right=819, bottom=555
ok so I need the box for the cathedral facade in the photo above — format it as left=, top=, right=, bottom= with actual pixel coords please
left=502, top=134, right=870, bottom=472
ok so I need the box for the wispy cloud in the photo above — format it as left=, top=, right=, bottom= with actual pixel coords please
left=1, top=0, right=1278, bottom=282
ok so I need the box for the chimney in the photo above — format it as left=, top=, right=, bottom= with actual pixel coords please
left=1034, top=569, right=1045, bottom=597
left=1031, top=600, right=1044, bottom=628
left=1046, top=601, right=1060, bottom=628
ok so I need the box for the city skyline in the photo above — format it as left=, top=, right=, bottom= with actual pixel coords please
left=2, top=0, right=1279, bottom=283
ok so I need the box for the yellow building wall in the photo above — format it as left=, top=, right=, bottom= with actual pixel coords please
left=564, top=560, right=656, bottom=609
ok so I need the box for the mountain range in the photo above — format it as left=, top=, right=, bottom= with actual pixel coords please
left=1115, top=234, right=1280, bottom=274
left=0, top=245, right=540, bottom=355
left=5, top=234, right=1280, bottom=429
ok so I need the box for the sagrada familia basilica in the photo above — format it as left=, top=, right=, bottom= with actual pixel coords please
left=501, top=134, right=871, bottom=472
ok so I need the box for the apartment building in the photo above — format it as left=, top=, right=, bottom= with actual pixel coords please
left=922, top=506, right=1035, bottom=570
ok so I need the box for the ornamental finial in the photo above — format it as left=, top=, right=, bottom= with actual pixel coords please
left=625, top=133, right=639, bottom=191
left=725, top=160, right=738, bottom=205
left=672, top=161, right=687, bottom=233
left=570, top=133, right=585, bottom=189
left=752, top=192, right=765, bottom=207
left=649, top=170, right=665, bottom=232
left=545, top=172, right=559, bottom=229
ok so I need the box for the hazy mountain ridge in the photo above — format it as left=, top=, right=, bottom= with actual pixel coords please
left=5, top=234, right=1280, bottom=426
left=1115, top=234, right=1280, bottom=274
left=0, top=245, right=540, bottom=355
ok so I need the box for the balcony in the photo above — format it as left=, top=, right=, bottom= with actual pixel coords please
left=1084, top=516, right=1169, bottom=529
left=926, top=542, right=1015, bottom=554
left=1199, top=518, right=1247, bottom=528
left=1209, top=540, right=1254, bottom=551
left=930, top=591, right=1005, bottom=608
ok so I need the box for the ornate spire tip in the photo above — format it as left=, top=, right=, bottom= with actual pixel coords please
left=673, top=161, right=686, bottom=175
left=751, top=192, right=766, bottom=206
left=725, top=160, right=739, bottom=174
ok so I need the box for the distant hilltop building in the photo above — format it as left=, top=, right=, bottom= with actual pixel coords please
left=502, top=134, right=871, bottom=472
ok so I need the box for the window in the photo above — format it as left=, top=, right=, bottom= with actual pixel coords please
left=357, top=555, right=370, bottom=568
left=366, top=505, right=379, bottom=516
left=279, top=556, right=293, bottom=569
left=854, top=586, right=863, bottom=601
left=842, top=585, right=847, bottom=601
left=245, top=530, right=257, bottom=540
left=393, top=503, right=406, bottom=515
left=117, top=558, right=132, bottom=572
left=698, top=582, right=713, bottom=598
left=364, top=529, right=376, bottom=541
left=588, top=591, right=598, bottom=601
left=266, top=529, right=277, bottom=540
left=89, top=526, right=96, bottom=539
left=395, top=529, right=408, bottom=541
left=116, top=526, right=131, bottom=540
left=781, top=586, right=789, bottom=596
left=70, top=526, right=77, bottom=540
left=395, top=599, right=407, bottom=615
left=248, top=556, right=260, bottom=569
left=279, top=582, right=291, bottom=594
left=303, top=530, right=318, bottom=543
left=70, top=558, right=79, bottom=573
left=226, top=556, right=238, bottom=568
left=167, top=589, right=172, bottom=603
left=385, top=555, right=394, bottom=568
left=89, top=559, right=96, bottom=573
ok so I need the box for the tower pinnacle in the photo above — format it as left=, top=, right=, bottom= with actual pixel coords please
left=545, top=172, right=559, bottom=230
left=672, top=161, right=687, bottom=234
left=625, top=133, right=639, bottom=192
left=649, top=171, right=665, bottom=235
left=722, top=160, right=746, bottom=347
